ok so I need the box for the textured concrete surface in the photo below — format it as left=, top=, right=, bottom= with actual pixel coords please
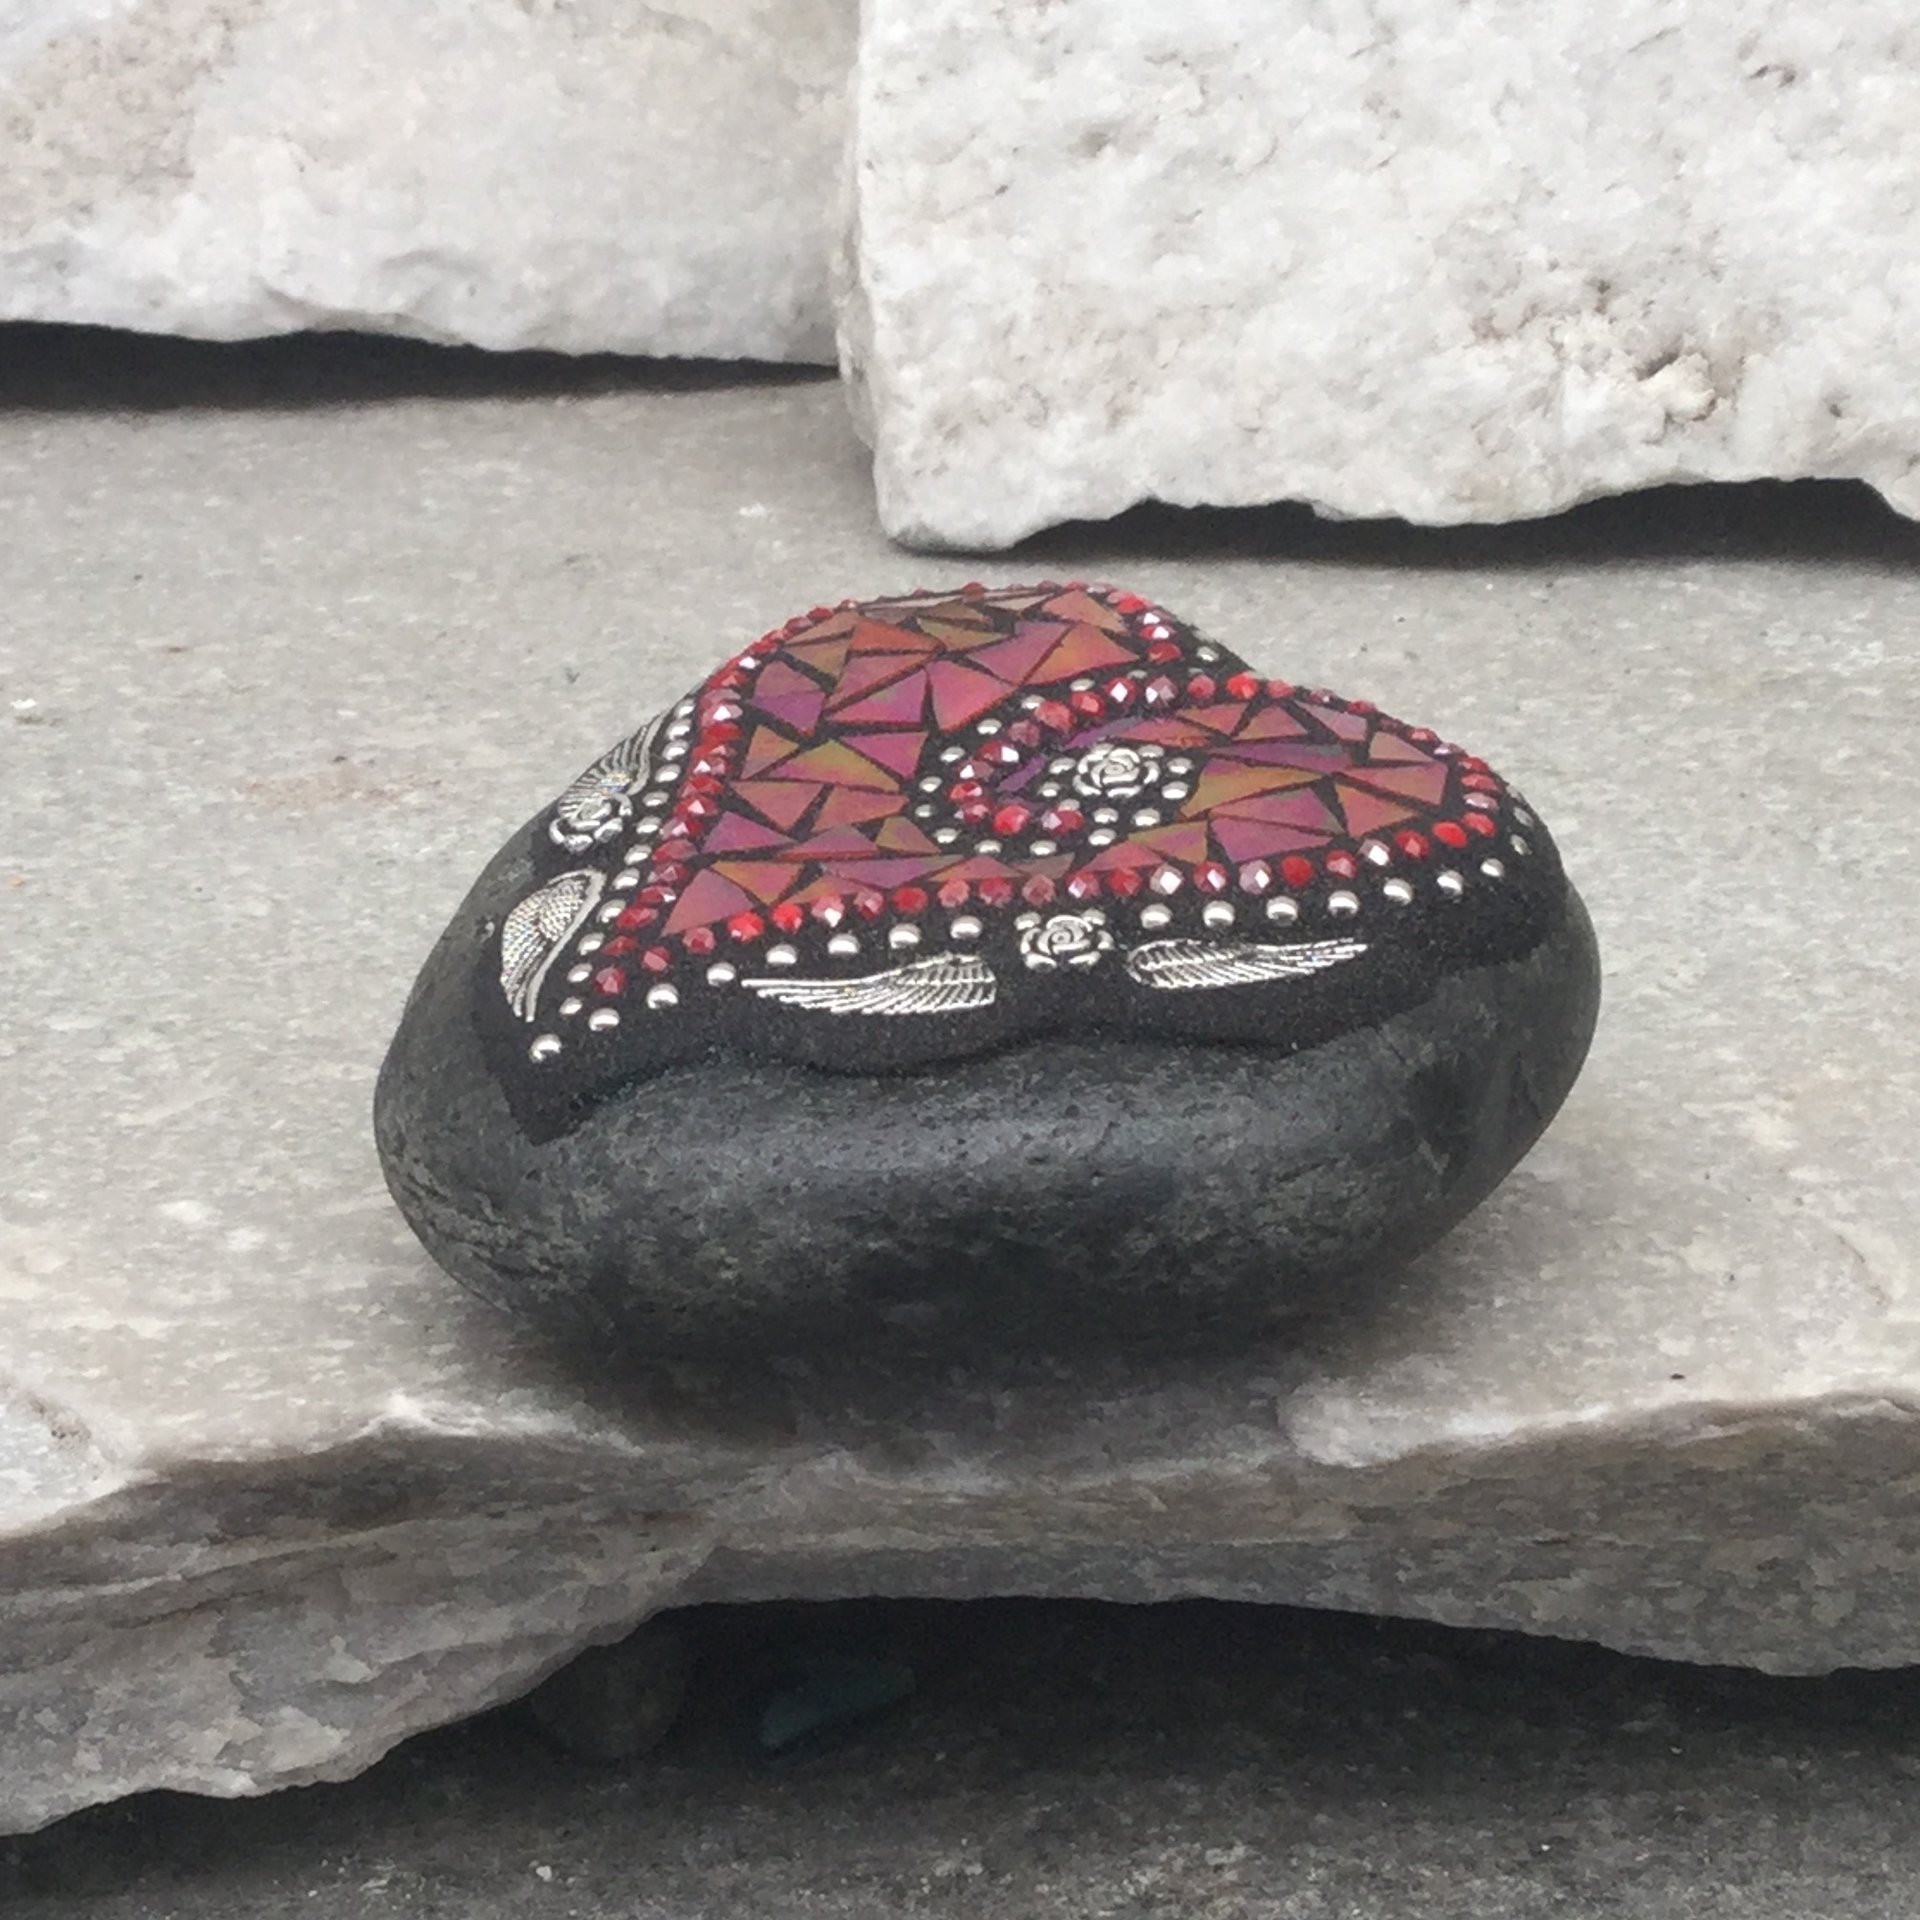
left=11, top=1598, right=1920, bottom=1918
left=0, top=0, right=850, bottom=359
left=843, top=0, right=1920, bottom=545
left=4, top=326, right=1920, bottom=1833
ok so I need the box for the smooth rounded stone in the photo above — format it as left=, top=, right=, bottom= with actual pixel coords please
left=376, top=584, right=1599, bottom=1358
left=522, top=1620, right=691, bottom=1763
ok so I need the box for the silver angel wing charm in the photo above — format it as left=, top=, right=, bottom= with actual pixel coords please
left=1125, top=937, right=1369, bottom=991
left=549, top=711, right=667, bottom=853
left=500, top=869, right=606, bottom=1021
left=741, top=953, right=998, bottom=1015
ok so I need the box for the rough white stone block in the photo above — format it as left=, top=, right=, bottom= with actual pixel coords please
left=841, top=0, right=1920, bottom=546
left=0, top=0, right=852, bottom=360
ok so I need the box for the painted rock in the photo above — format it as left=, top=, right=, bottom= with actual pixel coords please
left=376, top=584, right=1598, bottom=1358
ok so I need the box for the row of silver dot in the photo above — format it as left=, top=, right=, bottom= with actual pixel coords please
left=528, top=821, right=1536, bottom=1058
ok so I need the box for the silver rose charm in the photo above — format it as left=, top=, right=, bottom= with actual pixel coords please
left=1016, top=910, right=1116, bottom=971
left=1071, top=740, right=1162, bottom=801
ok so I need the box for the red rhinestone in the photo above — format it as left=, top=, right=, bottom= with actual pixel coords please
left=684, top=773, right=724, bottom=798
left=962, top=580, right=987, bottom=596
left=892, top=885, right=929, bottom=915
left=956, top=801, right=991, bottom=827
left=992, top=802, right=1032, bottom=837
left=949, top=779, right=986, bottom=803
left=1265, top=679, right=1295, bottom=699
left=1106, top=867, right=1145, bottom=899
left=1459, top=755, right=1490, bottom=774
left=1146, top=639, right=1182, bottom=664
left=1464, top=812, right=1498, bottom=838
left=1350, top=698, right=1377, bottom=715
left=656, top=838, right=696, bottom=862
left=1186, top=674, right=1217, bottom=701
left=784, top=615, right=809, bottom=632
left=679, top=795, right=718, bottom=823
left=985, top=741, right=1022, bottom=767
left=978, top=876, right=1016, bottom=907
left=613, top=904, right=658, bottom=931
left=1194, top=861, right=1230, bottom=895
left=1021, top=874, right=1057, bottom=907
left=1394, top=831, right=1430, bottom=862
left=651, top=862, right=688, bottom=886
left=1034, top=700, right=1074, bottom=733
left=636, top=884, right=677, bottom=907
left=1006, top=720, right=1043, bottom=748
left=937, top=879, right=971, bottom=909
left=1113, top=592, right=1149, bottom=613
left=1069, top=689, right=1105, bottom=719
left=852, top=889, right=886, bottom=921
left=1408, top=728, right=1439, bottom=746
left=810, top=895, right=846, bottom=928
left=1143, top=675, right=1179, bottom=709
left=726, top=912, right=764, bottom=943
left=1325, top=852, right=1359, bottom=881
left=770, top=901, right=807, bottom=934
left=1434, top=821, right=1470, bottom=849
left=1063, top=870, right=1103, bottom=902
left=702, top=722, right=741, bottom=745
left=1237, top=860, right=1274, bottom=895
left=601, top=935, right=639, bottom=957
left=640, top=946, right=671, bottom=975
left=1225, top=672, right=1261, bottom=700
left=683, top=926, right=717, bottom=956
left=1104, top=676, right=1136, bottom=707
left=591, top=966, right=626, bottom=996
left=808, top=604, right=833, bottom=620
left=1280, top=855, right=1316, bottom=890
left=1462, top=772, right=1502, bottom=792
left=1149, top=865, right=1184, bottom=897
left=956, top=758, right=993, bottom=783
left=1039, top=804, right=1086, bottom=835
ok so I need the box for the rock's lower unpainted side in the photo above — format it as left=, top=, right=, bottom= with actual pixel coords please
left=376, top=814, right=1599, bottom=1361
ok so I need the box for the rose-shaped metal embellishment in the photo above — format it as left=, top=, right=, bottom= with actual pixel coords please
left=1071, top=741, right=1162, bottom=801
left=1015, top=910, right=1116, bottom=971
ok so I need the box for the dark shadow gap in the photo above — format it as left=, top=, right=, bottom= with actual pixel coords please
left=6, top=1595, right=1920, bottom=1912
left=0, top=322, right=833, bottom=413
left=1014, top=475, right=1920, bottom=572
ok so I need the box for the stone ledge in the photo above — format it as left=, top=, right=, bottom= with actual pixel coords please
left=2, top=353, right=1916, bottom=1832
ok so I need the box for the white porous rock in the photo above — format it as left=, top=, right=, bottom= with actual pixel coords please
left=0, top=0, right=852, bottom=359
left=840, top=0, right=1920, bottom=547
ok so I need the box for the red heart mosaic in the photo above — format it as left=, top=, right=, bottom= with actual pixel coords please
left=484, top=583, right=1558, bottom=1132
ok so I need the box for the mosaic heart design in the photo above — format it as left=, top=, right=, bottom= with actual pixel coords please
left=482, top=584, right=1561, bottom=1136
